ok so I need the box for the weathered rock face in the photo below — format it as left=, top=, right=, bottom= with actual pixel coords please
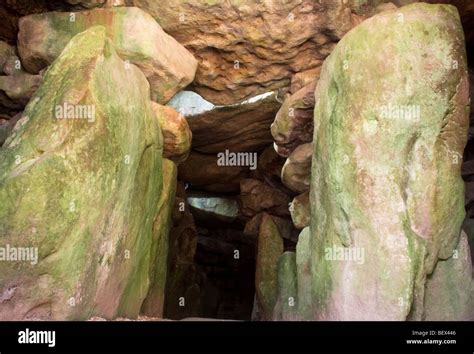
left=0, top=27, right=165, bottom=320
left=281, top=143, right=312, bottom=193
left=308, top=3, right=471, bottom=320
left=151, top=103, right=192, bottom=164
left=17, top=7, right=197, bottom=103
left=126, top=0, right=400, bottom=104
left=168, top=91, right=281, bottom=153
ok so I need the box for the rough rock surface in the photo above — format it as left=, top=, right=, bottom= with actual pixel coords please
left=168, top=91, right=281, bottom=153
left=0, top=27, right=167, bottom=320
left=126, top=0, right=399, bottom=104
left=308, top=3, right=471, bottom=320
left=17, top=7, right=197, bottom=103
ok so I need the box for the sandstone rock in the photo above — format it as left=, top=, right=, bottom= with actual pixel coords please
left=281, top=143, right=312, bottom=193
left=271, top=83, right=316, bottom=157
left=126, top=0, right=394, bottom=104
left=0, top=26, right=165, bottom=320
left=273, top=252, right=297, bottom=321
left=17, top=7, right=197, bottom=103
left=178, top=151, right=250, bottom=193
left=308, top=3, right=470, bottom=320
left=186, top=192, right=240, bottom=224
left=240, top=178, right=291, bottom=218
left=423, top=231, right=474, bottom=320
left=255, top=213, right=284, bottom=320
left=141, top=159, right=177, bottom=318
left=290, top=191, right=310, bottom=230
left=168, top=91, right=281, bottom=153
left=151, top=103, right=192, bottom=164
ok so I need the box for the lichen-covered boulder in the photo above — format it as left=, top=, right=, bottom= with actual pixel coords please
left=151, top=102, right=192, bottom=164
left=17, top=7, right=197, bottom=103
left=0, top=26, right=165, bottom=320
left=309, top=3, right=471, bottom=320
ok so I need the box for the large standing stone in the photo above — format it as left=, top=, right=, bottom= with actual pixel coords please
left=309, top=3, right=471, bottom=320
left=255, top=213, right=284, bottom=320
left=0, top=26, right=165, bottom=320
left=17, top=7, right=197, bottom=103
left=272, top=251, right=297, bottom=321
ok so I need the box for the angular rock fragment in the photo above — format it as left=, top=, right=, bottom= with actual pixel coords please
left=255, top=213, right=284, bottom=320
left=240, top=178, right=291, bottom=218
